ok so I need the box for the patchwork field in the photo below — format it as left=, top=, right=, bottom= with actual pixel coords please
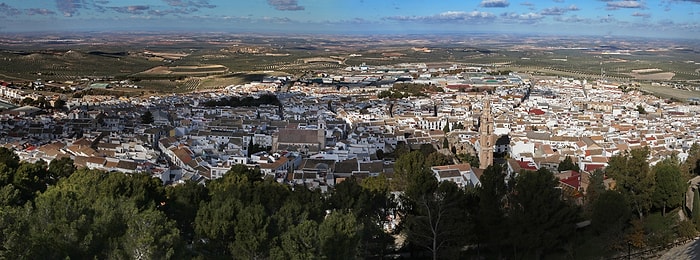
left=138, top=65, right=228, bottom=76
left=1, top=33, right=698, bottom=99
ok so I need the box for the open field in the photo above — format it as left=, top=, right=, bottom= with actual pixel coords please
left=138, top=65, right=228, bottom=76
left=637, top=83, right=700, bottom=100
left=145, top=51, right=189, bottom=61
left=624, top=72, right=675, bottom=81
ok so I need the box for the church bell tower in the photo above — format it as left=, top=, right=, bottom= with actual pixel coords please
left=478, top=97, right=494, bottom=169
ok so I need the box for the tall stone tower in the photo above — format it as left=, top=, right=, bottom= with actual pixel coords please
left=478, top=97, right=494, bottom=169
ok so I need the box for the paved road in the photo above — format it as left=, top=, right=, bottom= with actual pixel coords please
left=658, top=239, right=700, bottom=260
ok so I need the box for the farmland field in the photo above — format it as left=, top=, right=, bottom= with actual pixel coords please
left=137, top=65, right=228, bottom=76
left=1, top=33, right=698, bottom=98
left=637, top=83, right=700, bottom=100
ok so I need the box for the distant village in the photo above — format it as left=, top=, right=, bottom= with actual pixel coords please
left=1, top=62, right=699, bottom=198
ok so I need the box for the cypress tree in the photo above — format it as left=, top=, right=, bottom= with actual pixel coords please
left=693, top=188, right=700, bottom=229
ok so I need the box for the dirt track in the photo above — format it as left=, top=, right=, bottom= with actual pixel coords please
left=657, top=238, right=700, bottom=260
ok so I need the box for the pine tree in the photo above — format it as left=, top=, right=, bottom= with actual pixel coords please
left=557, top=156, right=579, bottom=172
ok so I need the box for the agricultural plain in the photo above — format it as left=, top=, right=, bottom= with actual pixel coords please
left=0, top=33, right=698, bottom=99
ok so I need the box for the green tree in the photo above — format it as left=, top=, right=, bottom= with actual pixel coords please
left=0, top=147, right=19, bottom=171
left=120, top=208, right=182, bottom=260
left=319, top=211, right=362, bottom=260
left=228, top=163, right=263, bottom=182
left=508, top=168, right=580, bottom=258
left=652, top=158, right=685, bottom=215
left=442, top=122, right=450, bottom=133
left=231, top=205, right=270, bottom=258
left=388, top=102, right=395, bottom=118
left=0, top=165, right=185, bottom=258
left=403, top=181, right=473, bottom=260
left=584, top=169, right=606, bottom=217
left=476, top=164, right=508, bottom=250
left=393, top=142, right=411, bottom=159
left=27, top=187, right=110, bottom=258
left=0, top=184, right=21, bottom=206
left=606, top=147, right=654, bottom=219
left=0, top=204, right=30, bottom=258
left=0, top=163, right=14, bottom=187
left=683, top=143, right=700, bottom=177
left=360, top=174, right=390, bottom=194
left=425, top=152, right=452, bottom=167
left=47, top=157, right=76, bottom=184
left=393, top=151, right=429, bottom=191
left=591, top=190, right=631, bottom=236
left=99, top=172, right=166, bottom=209
left=557, top=156, right=580, bottom=172
left=141, top=110, right=154, bottom=124
left=273, top=220, right=319, bottom=260
left=693, top=188, right=700, bottom=230
left=328, top=177, right=395, bottom=257
left=457, top=153, right=480, bottom=168
left=13, top=161, right=50, bottom=201
left=419, top=144, right=437, bottom=157
left=677, top=220, right=697, bottom=240
left=194, top=167, right=256, bottom=256
left=248, top=141, right=270, bottom=155
left=195, top=196, right=242, bottom=256
left=164, top=180, right=209, bottom=240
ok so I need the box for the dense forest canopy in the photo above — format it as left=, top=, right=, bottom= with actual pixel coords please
left=0, top=144, right=698, bottom=259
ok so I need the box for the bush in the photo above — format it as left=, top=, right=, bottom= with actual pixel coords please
left=644, top=212, right=675, bottom=247
left=677, top=220, right=697, bottom=240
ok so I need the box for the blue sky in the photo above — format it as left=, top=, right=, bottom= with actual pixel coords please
left=0, top=0, right=698, bottom=38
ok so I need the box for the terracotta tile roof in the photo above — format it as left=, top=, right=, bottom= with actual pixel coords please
left=73, top=156, right=89, bottom=168
left=259, top=156, right=288, bottom=170
left=334, top=158, right=358, bottom=174
left=116, top=160, right=138, bottom=171
left=359, top=161, right=384, bottom=173
left=560, top=174, right=581, bottom=190
left=87, top=156, right=106, bottom=166
left=277, top=128, right=321, bottom=144
left=584, top=164, right=605, bottom=172
left=72, top=138, right=92, bottom=146
left=172, top=147, right=195, bottom=168
left=518, top=161, right=538, bottom=171
left=431, top=163, right=472, bottom=172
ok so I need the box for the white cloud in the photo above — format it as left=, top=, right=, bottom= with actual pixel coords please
left=501, top=12, right=544, bottom=23
left=266, top=0, right=304, bottom=11
left=480, top=0, right=510, bottom=8
left=384, top=11, right=496, bottom=23
left=631, top=12, right=651, bottom=18
left=553, top=15, right=591, bottom=23
left=540, top=5, right=579, bottom=15
left=606, top=1, right=645, bottom=10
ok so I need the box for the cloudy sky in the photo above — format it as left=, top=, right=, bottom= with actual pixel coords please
left=0, top=0, right=698, bottom=39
